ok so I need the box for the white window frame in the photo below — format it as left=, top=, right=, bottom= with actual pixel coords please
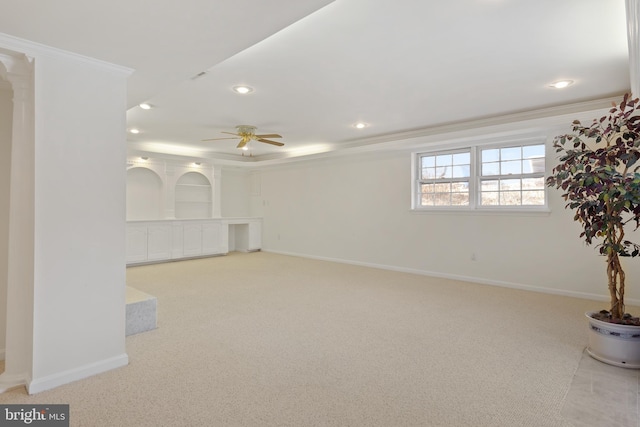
left=411, top=138, right=549, bottom=213
left=414, top=148, right=473, bottom=208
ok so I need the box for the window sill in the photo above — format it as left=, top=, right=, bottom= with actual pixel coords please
left=409, top=207, right=551, bottom=217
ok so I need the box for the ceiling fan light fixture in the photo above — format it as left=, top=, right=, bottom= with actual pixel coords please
left=549, top=80, right=574, bottom=89
left=232, top=85, right=254, bottom=95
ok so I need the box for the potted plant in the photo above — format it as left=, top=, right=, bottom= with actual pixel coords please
left=547, top=93, right=640, bottom=368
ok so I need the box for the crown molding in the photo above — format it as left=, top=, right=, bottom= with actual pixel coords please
left=0, top=32, right=133, bottom=76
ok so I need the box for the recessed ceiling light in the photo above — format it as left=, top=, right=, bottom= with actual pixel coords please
left=549, top=80, right=574, bottom=89
left=354, top=122, right=368, bottom=129
left=139, top=103, right=152, bottom=110
left=241, top=146, right=249, bottom=151
left=129, top=128, right=140, bottom=134
left=233, top=85, right=254, bottom=95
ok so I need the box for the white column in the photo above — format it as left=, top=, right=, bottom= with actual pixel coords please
left=212, top=167, right=222, bottom=218
left=0, top=52, right=35, bottom=392
left=164, top=164, right=176, bottom=219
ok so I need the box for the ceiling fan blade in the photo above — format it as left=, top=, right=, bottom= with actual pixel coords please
left=222, top=131, right=242, bottom=136
left=255, top=134, right=282, bottom=139
left=257, top=138, right=285, bottom=146
left=202, top=137, right=239, bottom=141
left=237, top=139, right=248, bottom=149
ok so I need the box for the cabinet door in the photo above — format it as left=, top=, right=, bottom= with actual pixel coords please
left=202, top=222, right=222, bottom=255
left=171, top=223, right=184, bottom=259
left=127, top=224, right=148, bottom=263
left=183, top=223, right=202, bottom=256
left=147, top=225, right=172, bottom=261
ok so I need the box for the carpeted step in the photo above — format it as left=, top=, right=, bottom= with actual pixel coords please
left=126, top=287, right=157, bottom=336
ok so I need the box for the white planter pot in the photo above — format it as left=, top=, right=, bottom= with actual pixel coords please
left=585, top=311, right=640, bottom=369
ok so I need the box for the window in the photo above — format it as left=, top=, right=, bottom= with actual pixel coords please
left=418, top=150, right=470, bottom=207
left=413, top=141, right=546, bottom=210
left=479, top=144, right=545, bottom=207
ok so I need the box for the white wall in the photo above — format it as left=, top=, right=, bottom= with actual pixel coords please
left=12, top=45, right=131, bottom=392
left=0, top=85, right=12, bottom=357
left=220, top=168, right=251, bottom=217
left=252, top=128, right=640, bottom=307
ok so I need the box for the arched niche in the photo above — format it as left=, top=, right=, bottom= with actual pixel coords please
left=126, top=167, right=163, bottom=220
left=175, top=171, right=212, bottom=219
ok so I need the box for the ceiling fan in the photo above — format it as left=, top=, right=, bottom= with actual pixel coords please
left=202, top=125, right=284, bottom=149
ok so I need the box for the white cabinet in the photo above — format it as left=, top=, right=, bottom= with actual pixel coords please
left=126, top=225, right=148, bottom=263
left=126, top=218, right=254, bottom=265
left=183, top=223, right=203, bottom=256
left=147, top=224, right=172, bottom=261
left=203, top=221, right=227, bottom=255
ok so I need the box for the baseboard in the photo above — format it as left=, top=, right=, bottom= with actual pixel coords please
left=263, top=249, right=637, bottom=306
left=27, top=353, right=129, bottom=395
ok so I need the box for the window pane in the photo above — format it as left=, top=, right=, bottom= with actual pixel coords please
left=523, top=144, right=545, bottom=159
left=481, top=192, right=500, bottom=206
left=522, top=177, right=544, bottom=190
left=522, top=190, right=545, bottom=205
left=482, top=148, right=499, bottom=162
left=422, top=167, right=437, bottom=179
left=500, top=179, right=521, bottom=191
left=481, top=180, right=499, bottom=191
left=501, top=146, right=521, bottom=161
left=452, top=152, right=470, bottom=165
left=421, top=156, right=435, bottom=168
left=450, top=193, right=469, bottom=206
left=434, top=183, right=451, bottom=193
left=421, top=194, right=435, bottom=206
left=435, top=166, right=451, bottom=179
left=420, top=183, right=435, bottom=194
left=526, top=157, right=545, bottom=173
left=501, top=160, right=522, bottom=175
left=451, top=181, right=469, bottom=192
left=434, top=193, right=451, bottom=206
left=482, top=162, right=500, bottom=176
left=501, top=191, right=522, bottom=205
left=436, top=154, right=452, bottom=166
left=452, top=165, right=470, bottom=178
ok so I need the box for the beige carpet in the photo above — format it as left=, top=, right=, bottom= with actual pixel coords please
left=0, top=252, right=624, bottom=426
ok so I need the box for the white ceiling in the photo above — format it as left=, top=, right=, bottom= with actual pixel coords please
left=0, top=0, right=632, bottom=163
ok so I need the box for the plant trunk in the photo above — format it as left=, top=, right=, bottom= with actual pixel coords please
left=607, top=250, right=625, bottom=319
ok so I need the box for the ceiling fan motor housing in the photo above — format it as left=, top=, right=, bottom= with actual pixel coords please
left=236, top=125, right=256, bottom=135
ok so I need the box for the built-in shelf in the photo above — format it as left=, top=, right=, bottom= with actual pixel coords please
left=175, top=173, right=212, bottom=219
